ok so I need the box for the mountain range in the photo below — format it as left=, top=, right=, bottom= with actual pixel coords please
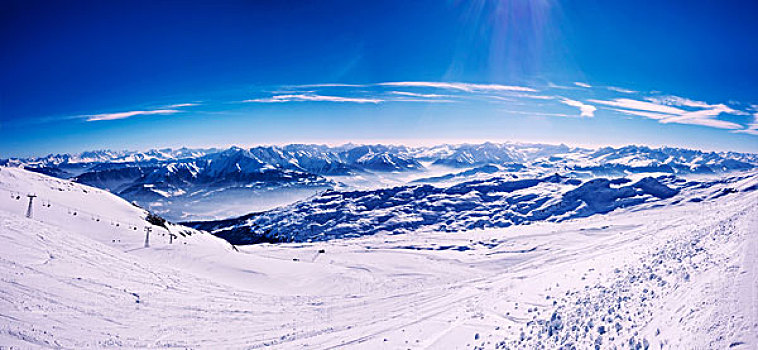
left=3, top=143, right=757, bottom=222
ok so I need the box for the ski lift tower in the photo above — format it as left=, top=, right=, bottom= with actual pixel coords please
left=26, top=193, right=37, bottom=218
left=144, top=226, right=152, bottom=248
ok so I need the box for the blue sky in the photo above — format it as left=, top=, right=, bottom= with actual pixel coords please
left=1, top=0, right=757, bottom=157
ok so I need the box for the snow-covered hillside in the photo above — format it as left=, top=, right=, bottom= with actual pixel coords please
left=1, top=166, right=757, bottom=348
left=189, top=174, right=688, bottom=244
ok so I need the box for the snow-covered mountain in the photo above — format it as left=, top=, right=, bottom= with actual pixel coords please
left=8, top=143, right=755, bottom=179
left=3, top=143, right=757, bottom=222
left=1, top=147, right=216, bottom=173
left=420, top=142, right=534, bottom=167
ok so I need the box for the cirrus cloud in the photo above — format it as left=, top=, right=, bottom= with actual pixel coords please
left=389, top=91, right=448, bottom=98
left=240, top=81, right=757, bottom=135
left=588, top=98, right=686, bottom=115
left=86, top=109, right=180, bottom=122
left=244, top=94, right=382, bottom=104
left=377, top=81, right=537, bottom=93
left=591, top=97, right=745, bottom=130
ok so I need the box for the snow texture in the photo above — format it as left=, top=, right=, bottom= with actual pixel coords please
left=0, top=166, right=757, bottom=348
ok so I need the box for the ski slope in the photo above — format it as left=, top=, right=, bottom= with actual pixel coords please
left=0, top=166, right=756, bottom=349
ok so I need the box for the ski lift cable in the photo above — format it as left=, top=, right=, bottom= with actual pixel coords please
left=0, top=185, right=182, bottom=247
left=0, top=187, right=183, bottom=245
left=0, top=187, right=156, bottom=231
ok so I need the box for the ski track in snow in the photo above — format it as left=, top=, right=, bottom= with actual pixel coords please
left=0, top=167, right=756, bottom=349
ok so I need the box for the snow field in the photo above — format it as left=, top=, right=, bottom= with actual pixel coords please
left=0, top=167, right=756, bottom=349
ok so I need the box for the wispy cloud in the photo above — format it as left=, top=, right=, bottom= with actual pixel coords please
left=607, top=108, right=670, bottom=120
left=386, top=91, right=457, bottom=103
left=290, top=81, right=539, bottom=93
left=377, top=81, right=537, bottom=92
left=507, top=93, right=555, bottom=100
left=559, top=98, right=596, bottom=117
left=239, top=82, right=757, bottom=136
left=292, top=83, right=365, bottom=88
left=731, top=107, right=758, bottom=135
left=474, top=93, right=555, bottom=103
left=645, top=95, right=712, bottom=108
left=164, top=103, right=200, bottom=108
left=244, top=94, right=382, bottom=104
left=733, top=114, right=758, bottom=135
left=86, top=109, right=180, bottom=122
left=389, top=98, right=457, bottom=103
left=83, top=102, right=198, bottom=122
left=589, top=98, right=686, bottom=115
left=592, top=97, right=746, bottom=130
left=646, top=95, right=749, bottom=115
left=660, top=111, right=742, bottom=130
left=606, top=86, right=638, bottom=94
left=389, top=91, right=447, bottom=98
left=656, top=102, right=742, bottom=129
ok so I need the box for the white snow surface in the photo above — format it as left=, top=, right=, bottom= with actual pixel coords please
left=0, top=167, right=757, bottom=349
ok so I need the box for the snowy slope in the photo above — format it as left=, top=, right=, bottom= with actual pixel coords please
left=0, top=167, right=378, bottom=295
left=1, top=166, right=757, bottom=348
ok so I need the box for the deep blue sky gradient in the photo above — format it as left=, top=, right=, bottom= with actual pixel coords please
left=1, top=0, right=756, bottom=156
